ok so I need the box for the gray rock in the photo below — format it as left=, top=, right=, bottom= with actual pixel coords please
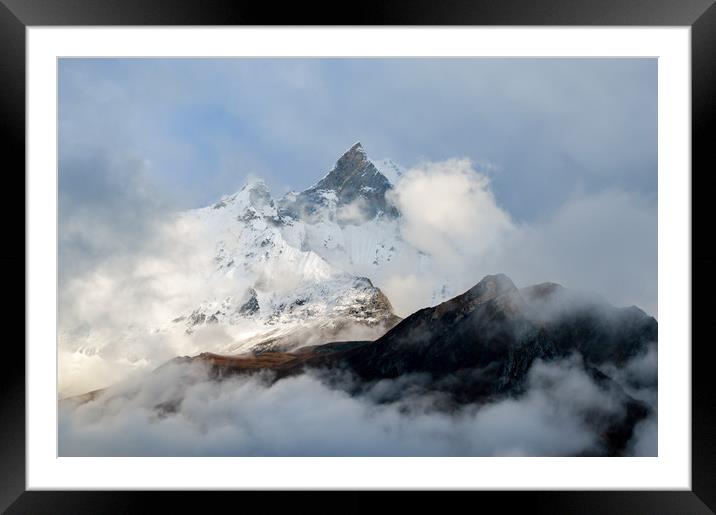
left=279, top=142, right=399, bottom=223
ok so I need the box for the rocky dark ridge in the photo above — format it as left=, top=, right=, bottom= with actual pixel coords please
left=178, top=273, right=657, bottom=455
left=71, top=274, right=657, bottom=455
left=187, top=274, right=657, bottom=392
left=335, top=274, right=657, bottom=384
left=279, top=142, right=399, bottom=221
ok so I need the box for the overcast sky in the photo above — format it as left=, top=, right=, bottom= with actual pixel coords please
left=57, top=58, right=659, bottom=398
left=59, top=58, right=656, bottom=220
left=56, top=57, right=661, bottom=462
left=58, top=58, right=657, bottom=319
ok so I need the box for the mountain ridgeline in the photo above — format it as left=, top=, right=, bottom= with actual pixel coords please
left=64, top=141, right=658, bottom=457
left=338, top=274, right=656, bottom=380
left=196, top=274, right=656, bottom=388
left=182, top=273, right=657, bottom=455
left=170, top=142, right=408, bottom=355
left=279, top=142, right=399, bottom=221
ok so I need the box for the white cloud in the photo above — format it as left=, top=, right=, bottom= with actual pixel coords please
left=381, top=160, right=656, bottom=317
left=336, top=197, right=371, bottom=225
left=380, top=273, right=437, bottom=316
left=58, top=213, right=251, bottom=397
left=388, top=159, right=514, bottom=266
left=59, top=356, right=651, bottom=457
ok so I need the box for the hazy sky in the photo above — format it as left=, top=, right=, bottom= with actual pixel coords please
left=58, top=58, right=658, bottom=316
left=57, top=58, right=659, bottom=398
left=57, top=60, right=659, bottom=457
left=59, top=58, right=656, bottom=220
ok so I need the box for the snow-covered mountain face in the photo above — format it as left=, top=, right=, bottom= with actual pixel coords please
left=58, top=141, right=460, bottom=396
left=275, top=143, right=410, bottom=281
left=279, top=141, right=399, bottom=222
left=167, top=142, right=410, bottom=354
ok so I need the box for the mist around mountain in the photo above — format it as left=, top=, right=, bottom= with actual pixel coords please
left=168, top=142, right=407, bottom=355
left=58, top=141, right=467, bottom=396
left=58, top=143, right=657, bottom=457
left=60, top=273, right=657, bottom=457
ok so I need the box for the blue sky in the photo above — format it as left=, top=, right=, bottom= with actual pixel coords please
left=58, top=58, right=656, bottom=222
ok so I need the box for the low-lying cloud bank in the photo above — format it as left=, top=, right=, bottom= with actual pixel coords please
left=59, top=352, right=657, bottom=457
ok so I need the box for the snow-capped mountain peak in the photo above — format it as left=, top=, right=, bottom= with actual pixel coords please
left=164, top=144, right=412, bottom=354
left=60, top=143, right=457, bottom=394
left=279, top=141, right=399, bottom=223
left=120, top=143, right=456, bottom=357
left=211, top=177, right=277, bottom=218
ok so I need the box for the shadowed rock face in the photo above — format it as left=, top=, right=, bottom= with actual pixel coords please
left=282, top=274, right=655, bottom=455
left=337, top=274, right=657, bottom=387
left=279, top=142, right=399, bottom=221
left=181, top=274, right=656, bottom=400
left=111, top=274, right=655, bottom=456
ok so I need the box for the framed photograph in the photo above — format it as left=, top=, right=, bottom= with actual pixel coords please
left=4, top=0, right=714, bottom=512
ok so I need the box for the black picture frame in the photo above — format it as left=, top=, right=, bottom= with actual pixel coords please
left=2, top=1, right=714, bottom=513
